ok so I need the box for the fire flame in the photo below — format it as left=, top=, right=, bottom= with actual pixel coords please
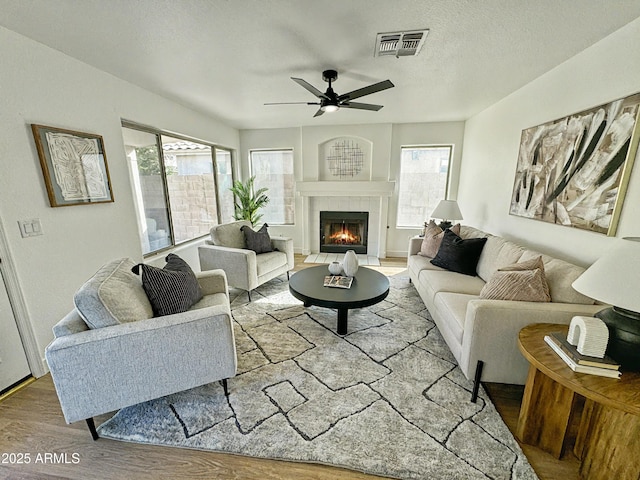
left=328, top=227, right=358, bottom=244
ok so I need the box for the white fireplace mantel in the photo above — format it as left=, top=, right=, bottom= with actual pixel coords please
left=296, top=181, right=395, bottom=197
left=297, top=181, right=395, bottom=258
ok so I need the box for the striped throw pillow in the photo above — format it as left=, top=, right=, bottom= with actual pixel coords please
left=132, top=254, right=203, bottom=317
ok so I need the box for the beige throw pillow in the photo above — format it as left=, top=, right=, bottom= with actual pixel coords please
left=480, top=256, right=551, bottom=302
left=418, top=221, right=461, bottom=258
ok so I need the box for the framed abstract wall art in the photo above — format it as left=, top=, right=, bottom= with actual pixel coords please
left=509, top=92, right=640, bottom=236
left=31, top=124, right=114, bottom=207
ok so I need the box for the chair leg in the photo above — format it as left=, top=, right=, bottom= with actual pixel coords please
left=287, top=271, right=290, bottom=280
left=471, top=360, right=484, bottom=403
left=247, top=290, right=252, bottom=302
left=86, top=417, right=99, bottom=441
left=221, top=378, right=229, bottom=396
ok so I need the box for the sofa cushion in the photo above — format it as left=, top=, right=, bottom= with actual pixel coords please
left=519, top=251, right=594, bottom=304
left=210, top=220, right=251, bottom=249
left=459, top=225, right=490, bottom=240
left=256, top=250, right=287, bottom=277
left=433, top=292, right=477, bottom=346
left=476, top=236, right=526, bottom=282
left=418, top=221, right=461, bottom=257
left=431, top=230, right=488, bottom=276
left=419, top=269, right=486, bottom=298
left=74, top=258, right=153, bottom=329
left=408, top=254, right=444, bottom=280
left=190, top=292, right=230, bottom=310
left=480, top=256, right=551, bottom=302
left=132, top=255, right=203, bottom=317
left=241, top=223, right=273, bottom=254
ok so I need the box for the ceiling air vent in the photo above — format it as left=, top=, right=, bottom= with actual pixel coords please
left=375, top=29, right=429, bottom=57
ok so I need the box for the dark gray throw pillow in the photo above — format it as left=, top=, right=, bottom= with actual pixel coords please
left=132, top=254, right=203, bottom=317
left=241, top=223, right=273, bottom=254
left=431, top=229, right=487, bottom=276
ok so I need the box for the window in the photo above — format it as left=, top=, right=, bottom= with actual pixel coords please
left=122, top=123, right=235, bottom=255
left=215, top=148, right=235, bottom=224
left=250, top=149, right=295, bottom=225
left=396, top=146, right=452, bottom=228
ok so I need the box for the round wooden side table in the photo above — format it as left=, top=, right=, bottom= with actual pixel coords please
left=517, top=323, right=640, bottom=480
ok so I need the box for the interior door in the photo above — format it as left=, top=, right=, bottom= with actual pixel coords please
left=0, top=267, right=31, bottom=392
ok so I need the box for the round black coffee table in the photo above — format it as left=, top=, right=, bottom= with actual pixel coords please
left=289, top=265, right=390, bottom=335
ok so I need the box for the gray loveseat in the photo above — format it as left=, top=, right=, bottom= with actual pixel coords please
left=408, top=226, right=602, bottom=396
left=45, top=258, right=237, bottom=439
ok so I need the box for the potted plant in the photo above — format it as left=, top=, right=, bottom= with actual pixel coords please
left=230, top=176, right=270, bottom=226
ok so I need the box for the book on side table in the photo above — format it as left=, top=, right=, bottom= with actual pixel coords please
left=544, top=332, right=621, bottom=379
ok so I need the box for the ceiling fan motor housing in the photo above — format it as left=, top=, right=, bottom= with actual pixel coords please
left=322, top=69, right=338, bottom=83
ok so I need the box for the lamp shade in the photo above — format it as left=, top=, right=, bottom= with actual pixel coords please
left=431, top=200, right=463, bottom=221
left=572, top=237, right=640, bottom=312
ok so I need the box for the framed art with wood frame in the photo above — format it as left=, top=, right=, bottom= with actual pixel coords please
left=509, top=92, right=640, bottom=236
left=31, top=124, right=114, bottom=207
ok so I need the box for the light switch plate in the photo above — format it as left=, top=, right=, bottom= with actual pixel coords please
left=18, top=219, right=43, bottom=238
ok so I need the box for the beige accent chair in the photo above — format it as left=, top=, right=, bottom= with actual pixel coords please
left=45, top=258, right=237, bottom=440
left=198, top=220, right=294, bottom=301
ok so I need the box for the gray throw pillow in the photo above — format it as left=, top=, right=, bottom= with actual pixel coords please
left=241, top=223, right=273, bottom=254
left=132, top=254, right=203, bottom=317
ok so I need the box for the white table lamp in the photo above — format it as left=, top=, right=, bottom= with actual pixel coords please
left=572, top=237, right=640, bottom=370
left=431, top=200, right=463, bottom=230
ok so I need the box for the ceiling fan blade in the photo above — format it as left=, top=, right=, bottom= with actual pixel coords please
left=313, top=108, right=325, bottom=117
left=291, top=77, right=330, bottom=100
left=264, top=102, right=320, bottom=105
left=340, top=102, right=384, bottom=111
left=338, top=79, right=394, bottom=102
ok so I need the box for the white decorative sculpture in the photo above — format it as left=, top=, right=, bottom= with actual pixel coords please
left=328, top=261, right=343, bottom=275
left=342, top=250, right=359, bottom=277
left=567, top=316, right=609, bottom=358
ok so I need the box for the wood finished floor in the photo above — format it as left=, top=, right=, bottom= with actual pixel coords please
left=0, top=255, right=580, bottom=479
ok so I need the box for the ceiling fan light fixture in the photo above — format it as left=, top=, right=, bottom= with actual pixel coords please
left=321, top=104, right=339, bottom=113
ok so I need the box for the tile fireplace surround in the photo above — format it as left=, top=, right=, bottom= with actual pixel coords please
left=296, top=181, right=395, bottom=258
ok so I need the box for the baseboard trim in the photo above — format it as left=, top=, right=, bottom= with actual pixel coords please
left=0, top=376, right=36, bottom=402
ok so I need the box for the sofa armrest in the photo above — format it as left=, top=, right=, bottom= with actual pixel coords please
left=198, top=244, right=258, bottom=291
left=408, top=236, right=423, bottom=257
left=196, top=269, right=229, bottom=296
left=271, top=236, right=294, bottom=270
left=459, top=299, right=605, bottom=384
left=45, top=304, right=237, bottom=424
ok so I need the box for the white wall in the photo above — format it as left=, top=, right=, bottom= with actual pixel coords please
left=0, top=27, right=239, bottom=373
left=240, top=122, right=466, bottom=257
left=458, top=17, right=640, bottom=267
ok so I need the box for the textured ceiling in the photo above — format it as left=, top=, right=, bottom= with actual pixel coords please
left=2, top=0, right=640, bottom=129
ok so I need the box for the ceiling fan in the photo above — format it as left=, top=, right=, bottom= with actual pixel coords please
left=265, top=69, right=394, bottom=117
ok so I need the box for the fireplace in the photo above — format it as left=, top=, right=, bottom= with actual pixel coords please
left=320, top=211, right=369, bottom=254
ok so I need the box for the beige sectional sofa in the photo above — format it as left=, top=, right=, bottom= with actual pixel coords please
left=407, top=226, right=603, bottom=393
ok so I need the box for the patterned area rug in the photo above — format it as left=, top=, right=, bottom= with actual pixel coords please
left=98, top=272, right=538, bottom=480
